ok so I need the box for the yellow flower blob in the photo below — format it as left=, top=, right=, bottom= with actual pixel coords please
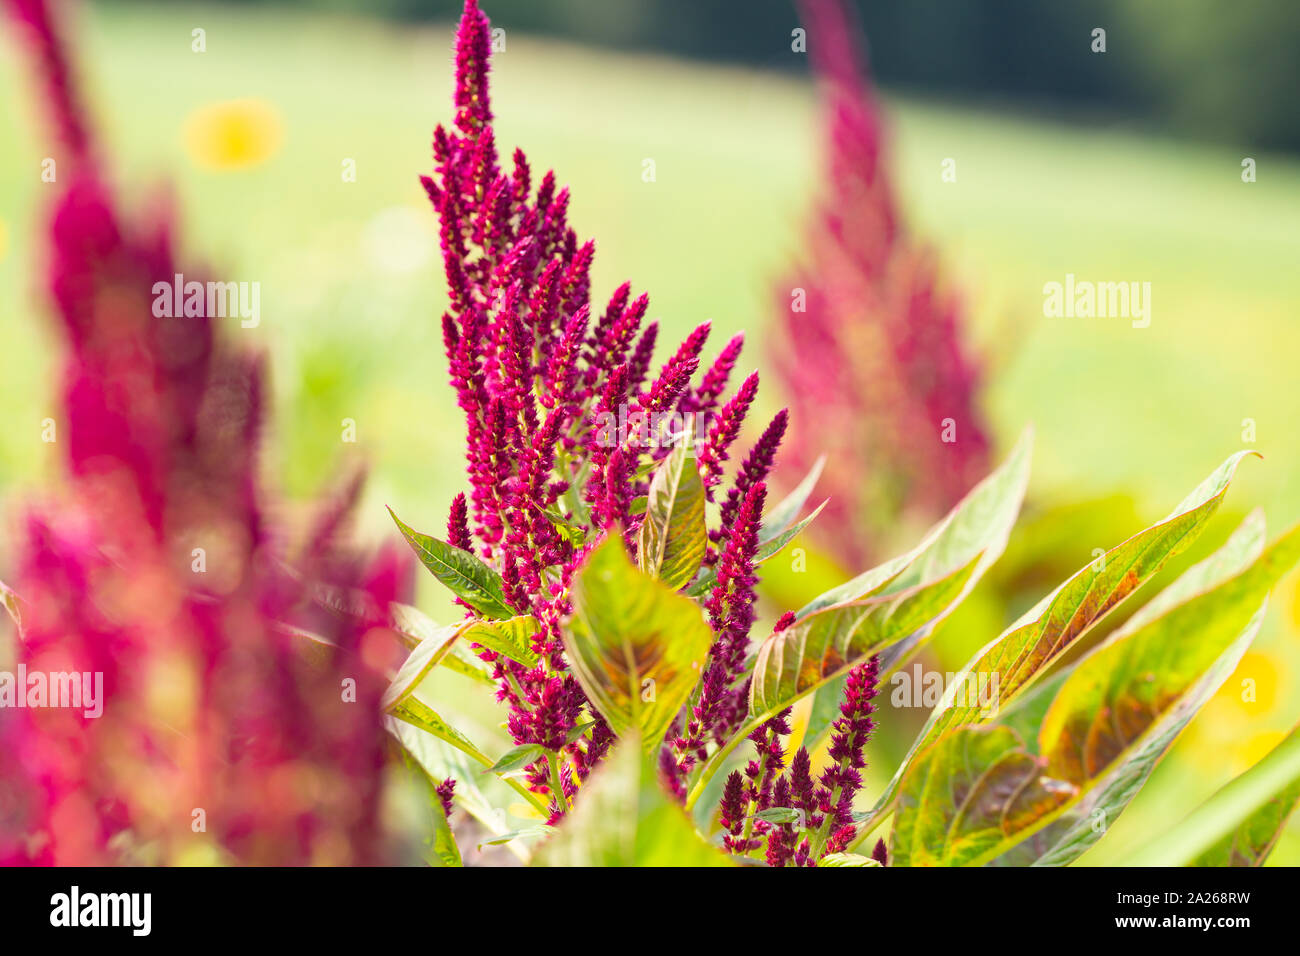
left=183, top=98, right=282, bottom=171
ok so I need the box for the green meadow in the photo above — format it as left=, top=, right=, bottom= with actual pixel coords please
left=2, top=1, right=1298, bottom=863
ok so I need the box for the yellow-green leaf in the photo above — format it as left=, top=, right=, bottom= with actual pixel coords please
left=532, top=736, right=732, bottom=867
left=889, top=725, right=1077, bottom=867
left=892, top=516, right=1300, bottom=865
left=462, top=615, right=541, bottom=667
left=1187, top=724, right=1300, bottom=867
left=884, top=451, right=1257, bottom=818
left=381, top=623, right=463, bottom=712
left=637, top=442, right=707, bottom=591
left=564, top=535, right=714, bottom=752
left=748, top=553, right=981, bottom=725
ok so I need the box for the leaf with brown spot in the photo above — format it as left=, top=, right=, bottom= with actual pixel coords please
left=889, top=725, right=1077, bottom=866
left=564, top=534, right=714, bottom=752
left=873, top=452, right=1258, bottom=829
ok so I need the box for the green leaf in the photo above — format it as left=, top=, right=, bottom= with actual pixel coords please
left=388, top=507, right=516, bottom=619
left=479, top=826, right=556, bottom=850
left=461, top=615, right=541, bottom=667
left=889, top=725, right=1077, bottom=866
left=532, top=736, right=732, bottom=866
left=760, top=455, right=825, bottom=544
left=542, top=509, right=588, bottom=547
left=380, top=623, right=463, bottom=712
left=755, top=807, right=803, bottom=824
left=427, top=785, right=463, bottom=867
left=485, top=743, right=548, bottom=775
left=388, top=717, right=521, bottom=861
left=818, top=852, right=882, bottom=868
left=990, top=510, right=1270, bottom=865
left=1185, top=724, right=1300, bottom=867
left=386, top=704, right=550, bottom=817
left=390, top=698, right=490, bottom=765
left=883, top=451, right=1258, bottom=816
left=564, top=535, right=714, bottom=752
left=686, top=431, right=1034, bottom=811
left=637, top=442, right=707, bottom=591
left=749, top=553, right=982, bottom=725
left=799, top=428, right=1034, bottom=618
left=395, top=745, right=462, bottom=867
left=892, top=516, right=1300, bottom=866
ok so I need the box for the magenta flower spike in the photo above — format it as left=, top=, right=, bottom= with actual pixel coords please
left=1, top=0, right=394, bottom=866
left=414, top=0, right=789, bottom=817
left=773, top=0, right=990, bottom=569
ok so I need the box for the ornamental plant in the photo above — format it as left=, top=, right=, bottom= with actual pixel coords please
left=0, top=0, right=395, bottom=865
left=345, top=1, right=1300, bottom=867
left=772, top=0, right=990, bottom=570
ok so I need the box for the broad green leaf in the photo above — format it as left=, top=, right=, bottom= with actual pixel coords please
left=542, top=509, right=588, bottom=547
left=637, top=442, right=707, bottom=591
left=755, top=807, right=803, bottom=824
left=760, top=455, right=825, bottom=544
left=686, top=433, right=1033, bottom=810
left=991, top=511, right=1270, bottom=865
left=684, top=554, right=983, bottom=811
left=462, top=615, right=541, bottom=667
left=1124, top=721, right=1300, bottom=867
left=885, top=451, right=1257, bottom=811
left=395, top=746, right=462, bottom=867
left=381, top=623, right=463, bottom=712
left=532, top=736, right=732, bottom=867
left=388, top=507, right=516, bottom=619
left=892, top=516, right=1300, bottom=865
left=798, top=428, right=1033, bottom=617
left=486, top=743, right=548, bottom=775
left=749, top=554, right=981, bottom=724
left=889, top=725, right=1077, bottom=867
left=427, top=782, right=462, bottom=867
left=818, top=852, right=881, bottom=867
left=792, top=431, right=1033, bottom=751
left=1041, top=513, right=1272, bottom=784
left=564, top=535, right=714, bottom=752
left=1188, top=724, right=1300, bottom=867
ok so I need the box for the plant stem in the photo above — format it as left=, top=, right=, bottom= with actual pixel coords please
left=548, top=752, right=569, bottom=814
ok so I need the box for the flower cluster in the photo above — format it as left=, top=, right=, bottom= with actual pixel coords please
left=423, top=0, right=786, bottom=819
left=773, top=0, right=990, bottom=570
left=0, top=0, right=394, bottom=865
left=719, top=657, right=883, bottom=867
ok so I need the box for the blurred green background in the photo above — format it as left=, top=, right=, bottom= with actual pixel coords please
left=2, top=0, right=1298, bottom=864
